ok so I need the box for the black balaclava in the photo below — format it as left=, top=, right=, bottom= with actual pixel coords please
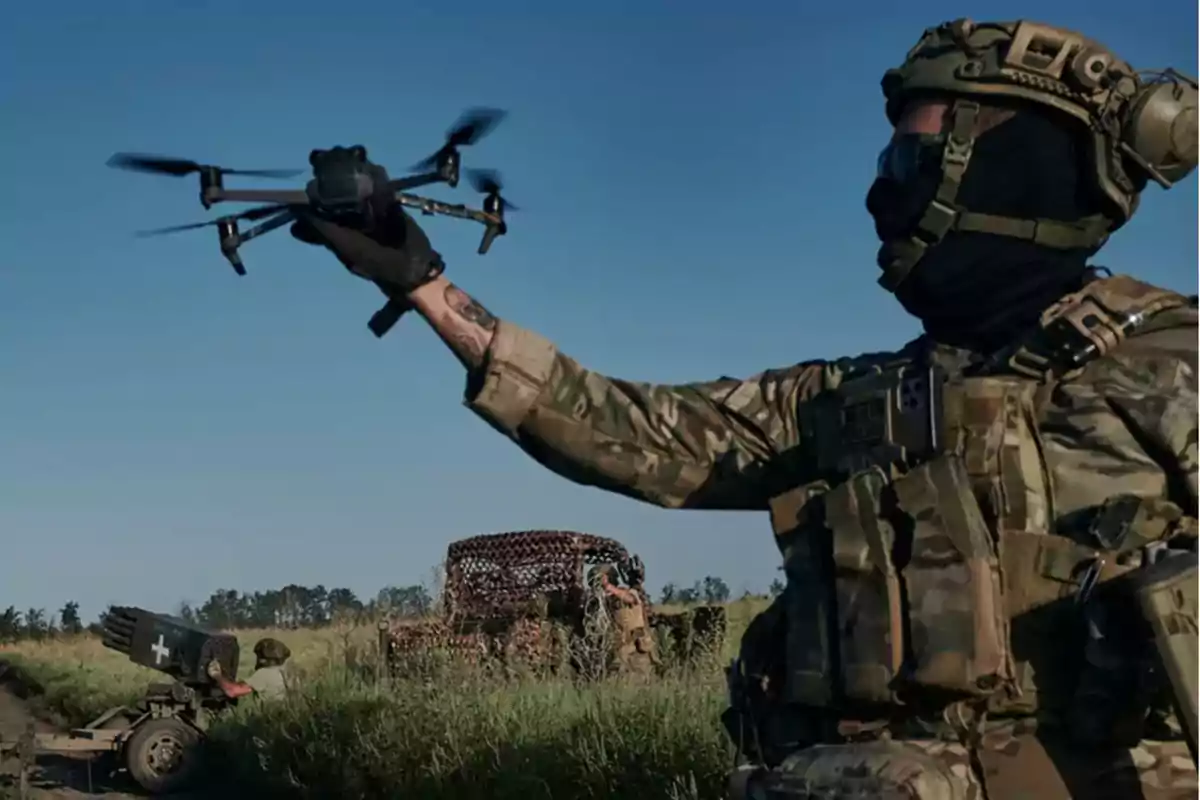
left=867, top=103, right=1109, bottom=354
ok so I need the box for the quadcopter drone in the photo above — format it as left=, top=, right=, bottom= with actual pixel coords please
left=107, top=107, right=516, bottom=337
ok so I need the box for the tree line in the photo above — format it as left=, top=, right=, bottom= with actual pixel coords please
left=2, top=574, right=775, bottom=644
left=0, top=584, right=434, bottom=643
left=658, top=576, right=784, bottom=605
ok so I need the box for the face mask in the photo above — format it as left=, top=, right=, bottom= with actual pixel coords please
left=875, top=133, right=946, bottom=185
left=865, top=107, right=1096, bottom=351
left=866, top=133, right=946, bottom=246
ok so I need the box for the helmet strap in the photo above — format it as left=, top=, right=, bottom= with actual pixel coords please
left=878, top=99, right=1114, bottom=294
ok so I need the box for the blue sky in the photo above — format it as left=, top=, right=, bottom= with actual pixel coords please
left=2, top=2, right=1196, bottom=623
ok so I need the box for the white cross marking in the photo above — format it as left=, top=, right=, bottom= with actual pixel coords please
left=150, top=634, right=170, bottom=665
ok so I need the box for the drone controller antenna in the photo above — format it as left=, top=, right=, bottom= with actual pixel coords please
left=216, top=219, right=247, bottom=275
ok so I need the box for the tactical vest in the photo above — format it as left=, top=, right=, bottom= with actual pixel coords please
left=765, top=275, right=1196, bottom=725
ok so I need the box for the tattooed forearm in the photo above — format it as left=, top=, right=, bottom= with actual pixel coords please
left=406, top=276, right=500, bottom=370
left=444, top=284, right=498, bottom=332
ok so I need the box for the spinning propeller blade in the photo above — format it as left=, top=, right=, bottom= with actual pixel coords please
left=134, top=204, right=289, bottom=237
left=410, top=107, right=508, bottom=171
left=467, top=168, right=519, bottom=212
left=107, top=153, right=301, bottom=179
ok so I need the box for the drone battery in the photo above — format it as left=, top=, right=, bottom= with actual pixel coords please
left=102, top=606, right=240, bottom=683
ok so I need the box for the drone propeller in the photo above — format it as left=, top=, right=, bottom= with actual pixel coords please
left=107, top=153, right=301, bottom=179
left=134, top=204, right=288, bottom=237
left=467, top=168, right=519, bottom=212
left=410, top=107, right=508, bottom=171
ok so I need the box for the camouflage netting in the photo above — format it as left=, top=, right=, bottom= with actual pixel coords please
left=385, top=531, right=630, bottom=666
left=444, top=530, right=630, bottom=621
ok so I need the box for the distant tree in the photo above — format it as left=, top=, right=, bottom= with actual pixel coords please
left=659, top=583, right=679, bottom=604
left=197, top=589, right=245, bottom=629
left=375, top=585, right=433, bottom=618
left=59, top=601, right=83, bottom=635
left=301, top=585, right=331, bottom=626
left=0, top=607, right=20, bottom=642
left=327, top=587, right=363, bottom=614
left=701, top=576, right=730, bottom=604
left=176, top=602, right=198, bottom=624
left=768, top=578, right=785, bottom=597
left=23, top=608, right=47, bottom=641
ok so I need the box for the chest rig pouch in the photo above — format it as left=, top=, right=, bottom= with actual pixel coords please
left=777, top=361, right=1016, bottom=710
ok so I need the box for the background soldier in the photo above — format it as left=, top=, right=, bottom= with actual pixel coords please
left=590, top=561, right=658, bottom=674
left=207, top=637, right=292, bottom=701
left=290, top=18, right=1198, bottom=799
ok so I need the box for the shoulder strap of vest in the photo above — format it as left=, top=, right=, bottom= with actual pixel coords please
left=996, top=274, right=1193, bottom=382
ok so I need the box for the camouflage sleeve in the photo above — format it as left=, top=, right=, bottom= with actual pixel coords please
left=462, top=320, right=829, bottom=510
left=1096, top=322, right=1199, bottom=511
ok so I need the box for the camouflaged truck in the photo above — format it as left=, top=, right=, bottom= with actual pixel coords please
left=380, top=530, right=727, bottom=677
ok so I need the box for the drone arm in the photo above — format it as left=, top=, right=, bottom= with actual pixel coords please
left=385, top=172, right=447, bottom=193
left=238, top=208, right=297, bottom=243
left=394, top=194, right=498, bottom=225
left=205, top=188, right=310, bottom=206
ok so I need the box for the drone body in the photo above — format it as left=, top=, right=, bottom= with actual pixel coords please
left=107, top=108, right=516, bottom=336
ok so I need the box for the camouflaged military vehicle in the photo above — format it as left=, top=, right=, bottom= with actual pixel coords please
left=380, top=529, right=726, bottom=677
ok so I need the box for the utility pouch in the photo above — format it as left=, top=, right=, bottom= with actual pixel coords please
left=1133, top=549, right=1199, bottom=763
left=892, top=456, right=1012, bottom=696
left=821, top=467, right=905, bottom=704
left=772, top=483, right=837, bottom=707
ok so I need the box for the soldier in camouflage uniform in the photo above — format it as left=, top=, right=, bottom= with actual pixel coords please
left=590, top=561, right=659, bottom=674
left=291, top=18, right=1198, bottom=800
left=207, top=637, right=292, bottom=701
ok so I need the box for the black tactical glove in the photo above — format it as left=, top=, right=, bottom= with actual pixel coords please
left=290, top=206, right=445, bottom=295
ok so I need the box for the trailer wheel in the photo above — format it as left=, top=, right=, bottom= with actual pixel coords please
left=123, top=717, right=204, bottom=794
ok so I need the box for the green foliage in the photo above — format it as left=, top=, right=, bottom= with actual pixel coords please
left=58, top=601, right=83, bottom=635
left=659, top=576, right=731, bottom=605
left=3, top=597, right=773, bottom=799
left=209, top=669, right=732, bottom=799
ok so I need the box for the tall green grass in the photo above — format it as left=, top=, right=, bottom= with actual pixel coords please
left=1, top=599, right=767, bottom=798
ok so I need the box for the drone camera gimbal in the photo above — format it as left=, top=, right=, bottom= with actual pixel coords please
left=108, top=108, right=516, bottom=336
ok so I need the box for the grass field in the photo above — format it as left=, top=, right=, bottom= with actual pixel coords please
left=0, top=598, right=769, bottom=799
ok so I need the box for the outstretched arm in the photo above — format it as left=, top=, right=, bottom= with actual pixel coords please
left=408, top=274, right=501, bottom=370
left=211, top=674, right=254, bottom=699
left=406, top=276, right=829, bottom=511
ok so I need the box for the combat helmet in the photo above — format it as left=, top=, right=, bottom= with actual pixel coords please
left=877, top=18, right=1197, bottom=291
left=253, top=637, right=292, bottom=665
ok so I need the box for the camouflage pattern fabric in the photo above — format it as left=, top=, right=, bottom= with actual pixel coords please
left=462, top=274, right=1198, bottom=797
left=465, top=288, right=1196, bottom=518
left=973, top=719, right=1199, bottom=800
left=771, top=739, right=985, bottom=799
left=751, top=729, right=1197, bottom=799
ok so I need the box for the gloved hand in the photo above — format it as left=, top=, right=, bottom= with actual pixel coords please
left=205, top=659, right=223, bottom=679
left=290, top=206, right=445, bottom=295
